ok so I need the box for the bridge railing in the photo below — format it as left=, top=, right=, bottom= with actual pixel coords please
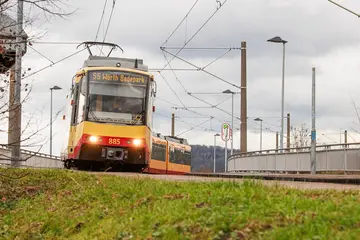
left=0, top=144, right=63, bottom=169
left=228, top=143, right=360, bottom=173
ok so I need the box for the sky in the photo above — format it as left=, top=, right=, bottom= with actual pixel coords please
left=2, top=0, right=360, bottom=156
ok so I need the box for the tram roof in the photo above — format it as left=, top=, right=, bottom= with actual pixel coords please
left=82, top=56, right=148, bottom=72
left=164, top=136, right=189, bottom=145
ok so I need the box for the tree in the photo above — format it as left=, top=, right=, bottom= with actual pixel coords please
left=291, top=123, right=310, bottom=150
left=0, top=0, right=75, bottom=168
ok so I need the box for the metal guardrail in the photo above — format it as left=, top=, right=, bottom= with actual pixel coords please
left=0, top=144, right=61, bottom=160
left=228, top=143, right=360, bottom=173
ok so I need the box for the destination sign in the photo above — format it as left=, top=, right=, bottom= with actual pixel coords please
left=89, top=71, right=148, bottom=85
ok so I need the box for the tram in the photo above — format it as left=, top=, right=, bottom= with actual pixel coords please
left=61, top=42, right=156, bottom=171
left=147, top=133, right=191, bottom=174
left=60, top=42, right=191, bottom=174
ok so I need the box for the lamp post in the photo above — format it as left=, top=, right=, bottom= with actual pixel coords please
left=267, top=36, right=287, bottom=152
left=50, top=85, right=62, bottom=156
left=214, top=133, right=220, bottom=173
left=222, top=89, right=236, bottom=155
left=254, top=118, right=263, bottom=151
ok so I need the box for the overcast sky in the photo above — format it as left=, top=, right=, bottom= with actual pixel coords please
left=2, top=0, right=360, bottom=156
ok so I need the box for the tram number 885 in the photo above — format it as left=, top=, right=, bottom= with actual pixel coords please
left=109, top=138, right=121, bottom=145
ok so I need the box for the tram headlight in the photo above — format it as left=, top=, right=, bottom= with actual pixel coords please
left=89, top=136, right=99, bottom=143
left=133, top=139, right=142, bottom=147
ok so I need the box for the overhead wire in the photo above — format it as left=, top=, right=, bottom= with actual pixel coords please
left=28, top=46, right=54, bottom=64
left=162, top=48, right=240, bottom=88
left=22, top=47, right=87, bottom=80
left=102, top=0, right=117, bottom=43
left=95, top=0, right=108, bottom=41
left=159, top=0, right=229, bottom=72
left=161, top=0, right=200, bottom=47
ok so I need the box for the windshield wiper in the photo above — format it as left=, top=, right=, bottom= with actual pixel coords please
left=131, top=110, right=145, bottom=125
left=87, top=101, right=100, bottom=122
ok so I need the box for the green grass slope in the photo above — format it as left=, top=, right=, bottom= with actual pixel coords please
left=1, top=168, right=360, bottom=240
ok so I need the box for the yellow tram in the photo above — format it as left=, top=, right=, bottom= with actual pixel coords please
left=60, top=42, right=191, bottom=174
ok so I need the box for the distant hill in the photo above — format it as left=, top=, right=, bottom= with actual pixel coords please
left=190, top=144, right=240, bottom=173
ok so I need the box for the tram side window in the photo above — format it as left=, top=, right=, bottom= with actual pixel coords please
left=172, top=149, right=191, bottom=166
left=76, top=78, right=86, bottom=124
left=151, top=143, right=166, bottom=161
left=169, top=147, right=176, bottom=163
left=71, top=84, right=80, bottom=125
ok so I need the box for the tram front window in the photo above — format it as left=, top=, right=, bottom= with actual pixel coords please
left=88, top=82, right=146, bottom=125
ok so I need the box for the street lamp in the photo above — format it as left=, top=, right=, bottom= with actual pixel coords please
left=254, top=118, right=263, bottom=151
left=214, top=133, right=220, bottom=173
left=222, top=89, right=236, bottom=155
left=267, top=36, right=287, bottom=152
left=50, top=85, right=62, bottom=156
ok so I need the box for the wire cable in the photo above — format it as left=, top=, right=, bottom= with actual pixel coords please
left=22, top=47, right=87, bottom=80
left=95, top=0, right=108, bottom=41
left=161, top=0, right=200, bottom=47
left=159, top=0, right=229, bottom=72
left=176, top=117, right=213, bottom=137
left=103, top=0, right=117, bottom=43
left=28, top=46, right=54, bottom=64
left=162, top=48, right=240, bottom=88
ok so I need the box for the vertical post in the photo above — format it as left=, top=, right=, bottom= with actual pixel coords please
left=310, top=67, right=316, bottom=174
left=231, top=93, right=234, bottom=155
left=276, top=132, right=279, bottom=150
left=280, top=43, right=286, bottom=152
left=260, top=120, right=263, bottom=151
left=171, top=113, right=175, bottom=137
left=225, top=138, right=228, bottom=172
left=344, top=130, right=348, bottom=148
left=11, top=0, right=24, bottom=167
left=50, top=89, right=53, bottom=156
left=287, top=113, right=291, bottom=150
left=213, top=135, right=216, bottom=173
left=240, top=41, right=247, bottom=153
left=8, top=67, right=15, bottom=145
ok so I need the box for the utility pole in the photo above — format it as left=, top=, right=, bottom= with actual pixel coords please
left=171, top=113, right=175, bottom=137
left=310, top=67, right=316, bottom=174
left=8, top=67, right=15, bottom=145
left=240, top=41, right=247, bottom=153
left=287, top=113, right=291, bottom=150
left=11, top=0, right=25, bottom=167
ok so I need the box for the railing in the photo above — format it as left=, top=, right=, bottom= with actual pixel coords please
left=0, top=144, right=63, bottom=169
left=0, top=144, right=61, bottom=160
left=228, top=143, right=360, bottom=173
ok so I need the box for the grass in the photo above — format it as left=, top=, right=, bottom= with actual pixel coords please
left=1, top=169, right=360, bottom=240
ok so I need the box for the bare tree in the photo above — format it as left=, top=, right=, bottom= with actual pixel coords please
left=291, top=123, right=310, bottom=150
left=0, top=0, right=75, bottom=170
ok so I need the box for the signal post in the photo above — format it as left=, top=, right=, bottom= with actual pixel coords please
left=221, top=123, right=231, bottom=172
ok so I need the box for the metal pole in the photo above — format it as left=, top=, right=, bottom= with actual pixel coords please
left=225, top=138, right=228, bottom=172
left=260, top=120, right=262, bottom=151
left=276, top=132, right=279, bottom=151
left=231, top=93, right=234, bottom=155
left=344, top=130, right=348, bottom=148
left=280, top=42, right=286, bottom=152
left=213, top=135, right=216, bottom=173
left=11, top=0, right=24, bottom=167
left=171, top=113, right=175, bottom=137
left=50, top=89, right=53, bottom=156
left=287, top=113, right=291, bottom=150
left=240, top=41, right=247, bottom=153
left=310, top=67, right=316, bottom=174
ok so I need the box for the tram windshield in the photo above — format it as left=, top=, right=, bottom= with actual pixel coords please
left=87, top=71, right=148, bottom=125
